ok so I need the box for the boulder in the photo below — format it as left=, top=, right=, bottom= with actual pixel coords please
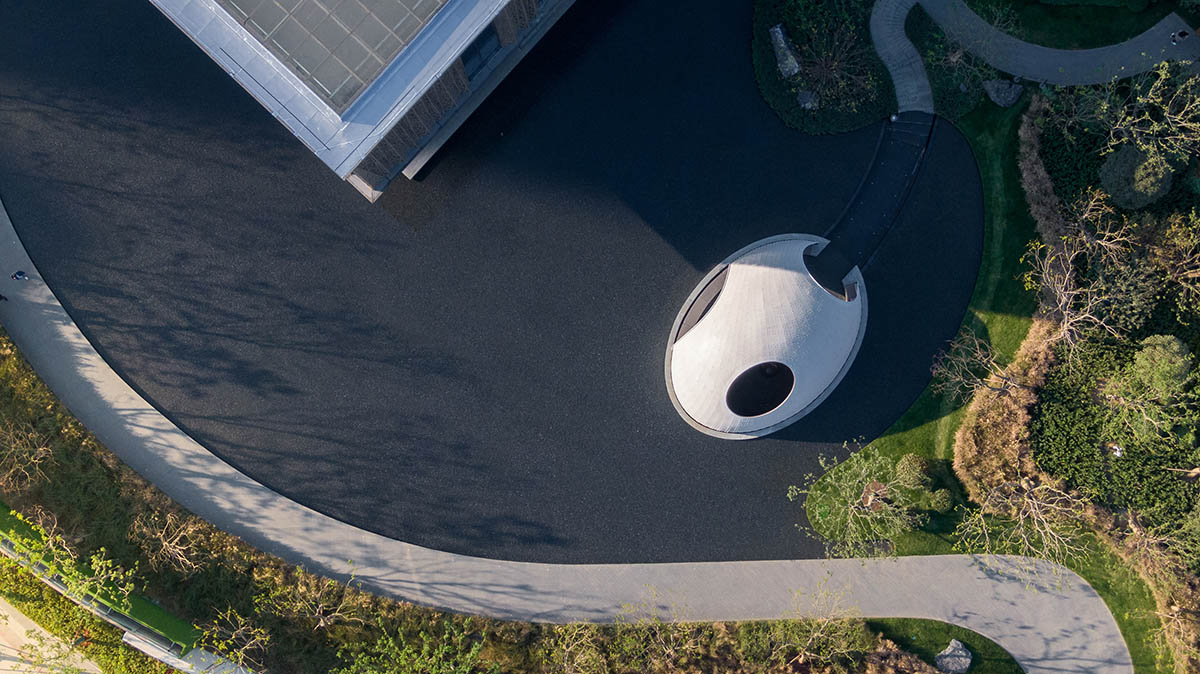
left=769, top=24, right=801, bottom=78
left=935, top=639, right=973, bottom=674
left=984, top=79, right=1023, bottom=107
left=795, top=89, right=818, bottom=110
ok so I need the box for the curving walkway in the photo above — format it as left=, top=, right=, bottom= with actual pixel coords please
left=871, top=0, right=1200, bottom=113
left=0, top=195, right=1131, bottom=673
left=871, top=0, right=935, bottom=113
left=921, top=0, right=1200, bottom=85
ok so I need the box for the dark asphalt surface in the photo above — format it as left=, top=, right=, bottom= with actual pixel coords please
left=0, top=0, right=982, bottom=563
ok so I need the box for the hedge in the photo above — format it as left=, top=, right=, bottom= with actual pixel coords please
left=0, top=558, right=168, bottom=674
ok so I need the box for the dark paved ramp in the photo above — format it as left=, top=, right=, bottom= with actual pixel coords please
left=0, top=0, right=982, bottom=563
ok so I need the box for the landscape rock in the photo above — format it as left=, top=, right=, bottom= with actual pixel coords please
left=795, top=89, right=818, bottom=110
left=769, top=24, right=800, bottom=78
left=984, top=78, right=1024, bottom=107
left=934, top=639, right=972, bottom=674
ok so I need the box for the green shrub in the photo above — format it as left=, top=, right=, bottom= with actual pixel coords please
left=1102, top=335, right=1200, bottom=446
left=896, top=454, right=931, bottom=489
left=1100, top=145, right=1176, bottom=210
left=1127, top=335, right=1193, bottom=397
left=929, top=489, right=955, bottom=514
left=1038, top=119, right=1106, bottom=205
left=1031, top=341, right=1200, bottom=529
left=333, top=619, right=499, bottom=674
left=0, top=559, right=166, bottom=674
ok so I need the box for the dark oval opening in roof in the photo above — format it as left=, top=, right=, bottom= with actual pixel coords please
left=726, top=362, right=794, bottom=417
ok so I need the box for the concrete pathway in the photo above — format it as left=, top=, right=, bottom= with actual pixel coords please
left=0, top=197, right=1133, bottom=672
left=870, top=0, right=1200, bottom=114
left=871, top=0, right=935, bottom=112
left=0, top=598, right=100, bottom=674
left=920, top=0, right=1200, bottom=85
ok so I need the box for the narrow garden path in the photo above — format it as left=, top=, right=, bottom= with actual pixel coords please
left=871, top=0, right=935, bottom=112
left=0, top=598, right=100, bottom=674
left=921, top=0, right=1200, bottom=85
left=871, top=0, right=1200, bottom=114
left=0, top=197, right=1131, bottom=673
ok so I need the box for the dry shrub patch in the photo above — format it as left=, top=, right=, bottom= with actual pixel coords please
left=1016, top=95, right=1069, bottom=241
left=951, top=93, right=1200, bottom=672
left=862, top=639, right=939, bottom=674
left=952, top=318, right=1057, bottom=502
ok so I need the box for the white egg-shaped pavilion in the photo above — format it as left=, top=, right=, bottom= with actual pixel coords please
left=665, top=234, right=868, bottom=439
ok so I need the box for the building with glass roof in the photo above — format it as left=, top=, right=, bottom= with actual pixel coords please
left=151, top=0, right=571, bottom=199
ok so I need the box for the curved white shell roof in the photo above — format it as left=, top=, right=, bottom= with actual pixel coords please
left=665, top=234, right=867, bottom=439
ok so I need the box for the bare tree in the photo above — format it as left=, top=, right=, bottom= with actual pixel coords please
left=613, top=590, right=706, bottom=674
left=774, top=583, right=871, bottom=673
left=1165, top=467, right=1200, bottom=481
left=795, top=24, right=881, bottom=112
left=1107, top=62, right=1200, bottom=163
left=3, top=510, right=137, bottom=613
left=0, top=420, right=53, bottom=494
left=790, top=448, right=928, bottom=558
left=551, top=623, right=609, bottom=674
left=931, top=326, right=1030, bottom=403
left=1043, top=78, right=1123, bottom=145
left=1151, top=603, right=1200, bottom=673
left=1045, top=63, right=1200, bottom=163
left=931, top=4, right=1020, bottom=80
left=1104, top=389, right=1198, bottom=442
left=129, top=509, right=205, bottom=574
left=9, top=628, right=91, bottom=674
left=198, top=607, right=271, bottom=671
left=1023, top=236, right=1125, bottom=355
left=955, top=476, right=1091, bottom=583
left=1151, top=210, right=1200, bottom=314
left=1122, top=511, right=1199, bottom=594
left=1069, top=189, right=1133, bottom=260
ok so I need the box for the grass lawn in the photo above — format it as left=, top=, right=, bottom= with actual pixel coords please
left=869, top=618, right=1023, bottom=674
left=965, top=0, right=1184, bottom=49
left=803, top=98, right=1172, bottom=672
left=0, top=501, right=199, bottom=652
left=806, top=98, right=1038, bottom=536
left=890, top=530, right=1167, bottom=672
